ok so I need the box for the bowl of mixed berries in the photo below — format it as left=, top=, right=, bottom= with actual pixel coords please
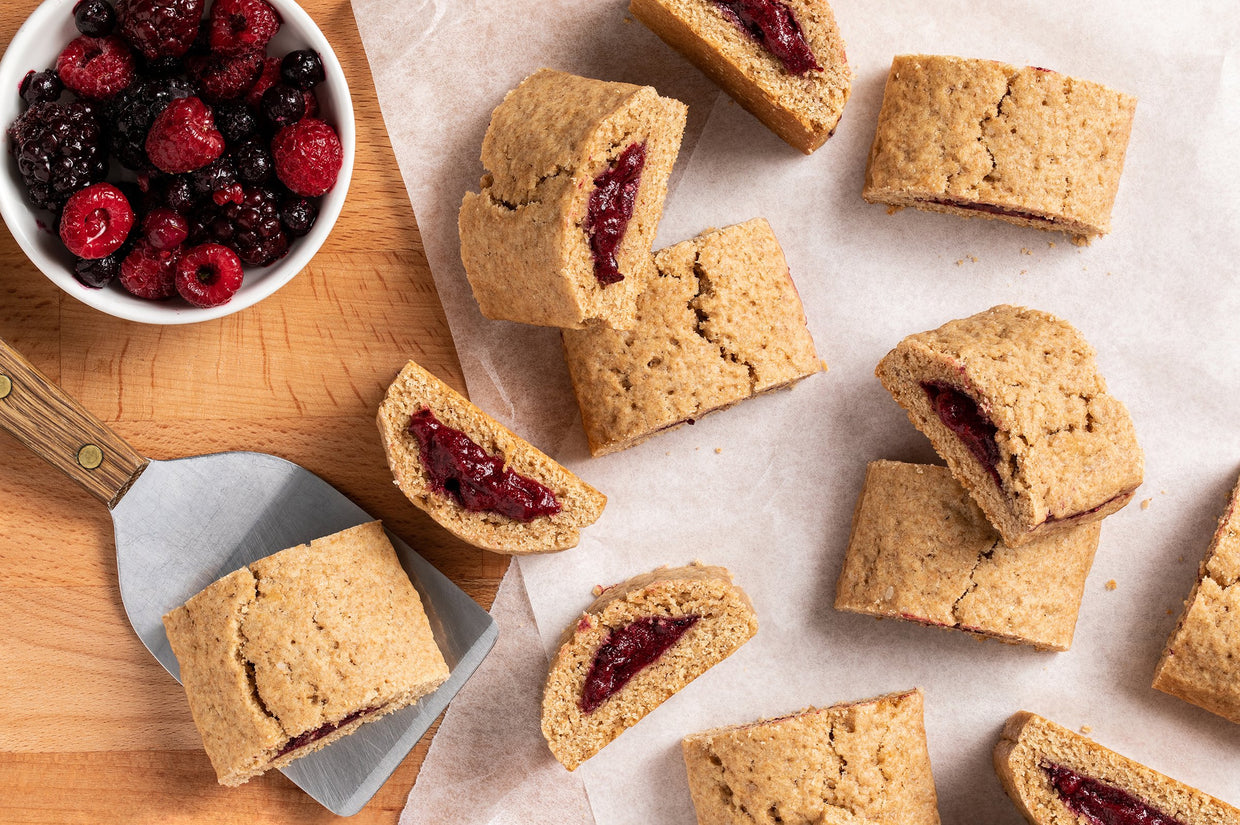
left=0, top=0, right=354, bottom=323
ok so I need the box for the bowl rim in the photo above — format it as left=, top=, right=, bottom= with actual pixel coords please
left=0, top=0, right=356, bottom=325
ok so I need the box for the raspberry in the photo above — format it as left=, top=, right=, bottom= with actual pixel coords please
left=272, top=118, right=342, bottom=197
left=142, top=207, right=188, bottom=249
left=175, top=243, right=243, bottom=307
left=105, top=74, right=194, bottom=171
left=244, top=55, right=280, bottom=107
left=56, top=35, right=135, bottom=100
left=116, top=0, right=203, bottom=60
left=19, top=70, right=63, bottom=106
left=188, top=48, right=262, bottom=103
left=74, top=0, right=117, bottom=37
left=145, top=96, right=224, bottom=173
left=119, top=238, right=179, bottom=298
left=209, top=0, right=281, bottom=56
left=58, top=182, right=135, bottom=259
left=7, top=101, right=107, bottom=211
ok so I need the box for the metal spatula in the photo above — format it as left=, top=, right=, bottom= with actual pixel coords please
left=0, top=338, right=497, bottom=815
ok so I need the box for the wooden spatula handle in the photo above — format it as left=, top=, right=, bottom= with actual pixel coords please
left=0, top=338, right=148, bottom=508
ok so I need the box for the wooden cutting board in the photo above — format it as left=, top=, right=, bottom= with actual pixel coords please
left=0, top=2, right=506, bottom=821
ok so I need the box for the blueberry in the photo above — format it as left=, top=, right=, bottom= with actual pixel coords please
left=73, top=0, right=116, bottom=37
left=280, top=50, right=325, bottom=91
left=234, top=138, right=273, bottom=184
left=279, top=194, right=318, bottom=237
left=19, top=70, right=63, bottom=106
left=260, top=84, right=306, bottom=129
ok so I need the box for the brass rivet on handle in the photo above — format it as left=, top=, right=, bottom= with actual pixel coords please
left=77, top=444, right=103, bottom=470
left=0, top=374, right=10, bottom=399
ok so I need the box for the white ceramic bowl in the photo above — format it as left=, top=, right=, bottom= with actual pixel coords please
left=0, top=0, right=355, bottom=324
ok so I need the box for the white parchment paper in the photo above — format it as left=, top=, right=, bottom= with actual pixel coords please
left=353, top=1, right=1240, bottom=822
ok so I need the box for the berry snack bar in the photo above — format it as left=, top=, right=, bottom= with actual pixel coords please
left=162, top=521, right=449, bottom=787
left=1153, top=472, right=1240, bottom=724
left=835, top=461, right=1100, bottom=651
left=863, top=55, right=1136, bottom=244
left=377, top=360, right=606, bottom=554
left=994, top=711, right=1240, bottom=825
left=629, top=0, right=852, bottom=154
left=875, top=305, right=1143, bottom=547
left=459, top=69, right=687, bottom=329
left=561, top=218, right=822, bottom=456
left=542, top=563, right=758, bottom=770
left=683, top=689, right=940, bottom=825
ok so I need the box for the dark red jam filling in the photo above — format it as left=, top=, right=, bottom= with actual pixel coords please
left=1044, top=762, right=1186, bottom=825
left=712, top=0, right=822, bottom=76
left=580, top=615, right=700, bottom=714
left=922, top=382, right=1002, bottom=486
left=408, top=408, right=562, bottom=522
left=275, top=706, right=379, bottom=758
left=921, top=197, right=1062, bottom=224
left=586, top=141, right=646, bottom=287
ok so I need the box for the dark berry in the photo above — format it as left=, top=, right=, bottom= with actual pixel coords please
left=175, top=242, right=243, bottom=307
left=162, top=175, right=196, bottom=213
left=272, top=118, right=342, bottom=197
left=7, top=101, right=107, bottom=212
left=190, top=155, right=238, bottom=198
left=244, top=55, right=280, bottom=108
left=280, top=49, right=324, bottom=90
left=278, top=194, right=317, bottom=237
left=137, top=53, right=186, bottom=78
left=119, top=238, right=179, bottom=298
left=259, top=83, right=305, bottom=129
left=214, top=101, right=256, bottom=145
left=233, top=137, right=272, bottom=184
left=73, top=250, right=123, bottom=288
left=145, top=96, right=224, bottom=173
left=142, top=207, right=188, bottom=249
left=188, top=49, right=262, bottom=103
left=59, top=182, right=134, bottom=258
left=208, top=0, right=281, bottom=56
left=19, top=70, right=63, bottom=106
left=56, top=35, right=135, bottom=100
left=208, top=185, right=287, bottom=265
left=116, top=0, right=204, bottom=60
left=74, top=0, right=117, bottom=36
left=105, top=74, right=194, bottom=171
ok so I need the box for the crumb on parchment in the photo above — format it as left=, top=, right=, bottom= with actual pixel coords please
left=1141, top=498, right=1152, bottom=510
left=1106, top=580, right=1118, bottom=591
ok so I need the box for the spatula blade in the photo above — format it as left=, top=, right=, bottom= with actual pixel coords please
left=111, top=452, right=497, bottom=815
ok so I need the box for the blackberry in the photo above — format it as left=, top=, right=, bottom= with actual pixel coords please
left=20, top=70, right=63, bottom=106
left=214, top=101, right=257, bottom=145
left=116, top=0, right=204, bottom=61
left=74, top=0, right=117, bottom=37
left=105, top=75, right=194, bottom=170
left=233, top=137, right=272, bottom=184
left=163, top=175, right=196, bottom=212
left=190, top=156, right=238, bottom=200
left=279, top=194, right=317, bottom=237
left=280, top=50, right=324, bottom=90
left=207, top=185, right=288, bottom=266
left=7, top=101, right=107, bottom=212
left=73, top=249, right=124, bottom=287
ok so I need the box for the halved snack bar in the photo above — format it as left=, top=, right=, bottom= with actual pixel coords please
left=561, top=218, right=822, bottom=456
left=459, top=68, right=687, bottom=329
left=994, top=711, right=1240, bottom=824
left=683, top=689, right=941, bottom=825
left=541, top=563, right=757, bottom=770
left=835, top=461, right=1100, bottom=651
left=863, top=55, right=1136, bottom=244
left=875, top=305, right=1143, bottom=547
left=377, top=359, right=606, bottom=554
left=630, top=0, right=852, bottom=153
left=1153, top=472, right=1240, bottom=724
left=162, top=521, right=449, bottom=787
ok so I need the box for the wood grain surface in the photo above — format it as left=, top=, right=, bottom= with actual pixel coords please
left=0, top=2, right=504, bottom=822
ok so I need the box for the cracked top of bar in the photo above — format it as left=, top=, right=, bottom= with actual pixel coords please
left=682, top=689, right=939, bottom=825
left=459, top=68, right=687, bottom=329
left=876, top=304, right=1144, bottom=547
left=561, top=217, right=822, bottom=456
left=835, top=461, right=1100, bottom=651
left=862, top=54, right=1136, bottom=243
left=1153, top=472, right=1240, bottom=724
left=162, top=521, right=449, bottom=786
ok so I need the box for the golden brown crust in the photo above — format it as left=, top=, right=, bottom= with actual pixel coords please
left=561, top=218, right=823, bottom=456
left=994, top=711, right=1240, bottom=824
left=875, top=304, right=1143, bottom=547
left=835, top=461, right=1099, bottom=651
left=458, top=68, right=687, bottom=329
left=863, top=55, right=1136, bottom=242
left=541, top=563, right=758, bottom=770
left=162, top=522, right=449, bottom=786
left=629, top=0, right=852, bottom=153
left=683, top=689, right=940, bottom=825
left=376, top=359, right=606, bottom=554
left=1153, top=473, right=1240, bottom=723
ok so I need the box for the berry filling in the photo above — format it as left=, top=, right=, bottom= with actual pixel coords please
left=712, top=0, right=822, bottom=76
left=274, top=706, right=380, bottom=759
left=407, top=408, right=562, bottom=522
left=1044, top=763, right=1186, bottom=825
left=586, top=141, right=645, bottom=287
left=921, top=382, right=1002, bottom=486
left=580, top=615, right=700, bottom=714
left=922, top=197, right=1064, bottom=225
